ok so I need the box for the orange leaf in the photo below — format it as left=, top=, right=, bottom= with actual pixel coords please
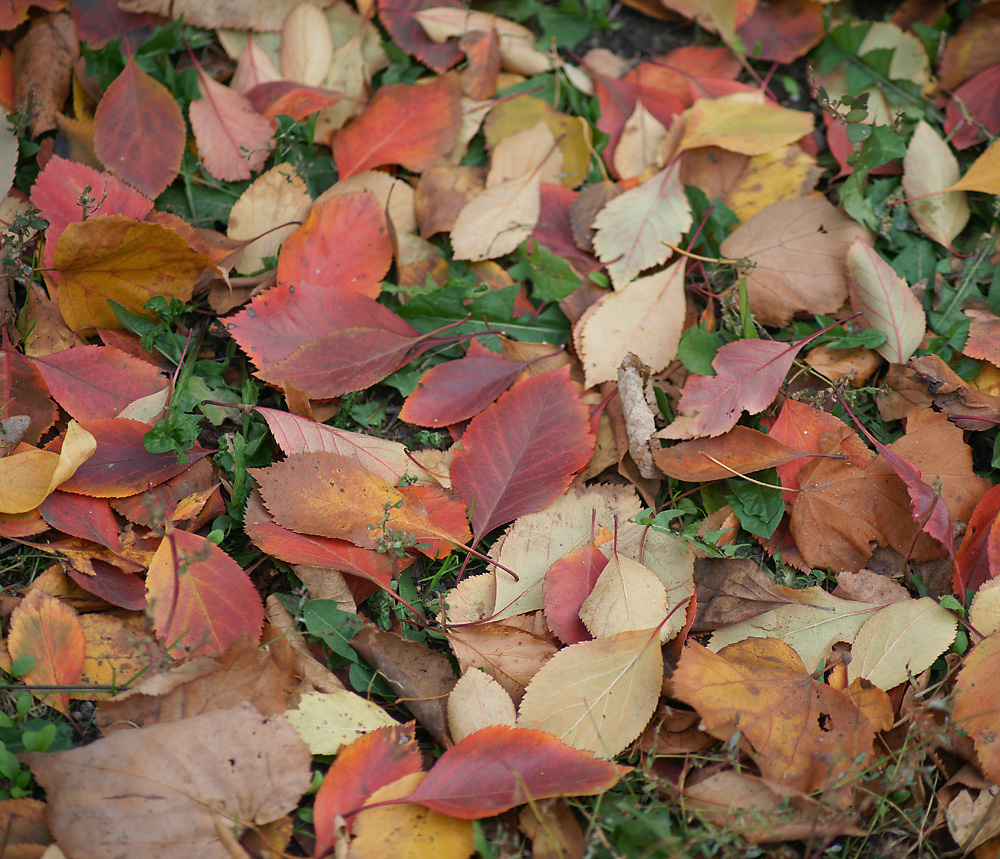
left=7, top=590, right=85, bottom=714
left=653, top=426, right=807, bottom=481
left=672, top=639, right=874, bottom=794
left=93, top=57, right=185, bottom=198
left=189, top=65, right=274, bottom=182
left=253, top=452, right=469, bottom=558
left=145, top=529, right=265, bottom=656
left=954, top=632, right=1000, bottom=783
left=276, top=193, right=392, bottom=298
left=332, top=74, right=462, bottom=180
left=53, top=215, right=213, bottom=332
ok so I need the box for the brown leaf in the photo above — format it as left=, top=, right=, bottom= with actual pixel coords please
left=22, top=703, right=312, bottom=859
left=672, top=639, right=874, bottom=796
left=691, top=557, right=803, bottom=633
left=351, top=620, right=457, bottom=747
left=14, top=13, right=78, bottom=137
left=909, top=353, right=1000, bottom=430
left=653, top=426, right=807, bottom=482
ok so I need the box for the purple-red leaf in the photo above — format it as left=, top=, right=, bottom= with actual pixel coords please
left=450, top=367, right=594, bottom=542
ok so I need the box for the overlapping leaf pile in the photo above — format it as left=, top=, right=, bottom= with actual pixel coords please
left=1, top=0, right=1000, bottom=856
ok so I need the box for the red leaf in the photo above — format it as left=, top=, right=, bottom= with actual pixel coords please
left=313, top=723, right=423, bottom=855
left=244, top=492, right=401, bottom=592
left=0, top=345, right=57, bottom=445
left=533, top=184, right=603, bottom=277
left=621, top=47, right=741, bottom=106
left=451, top=367, right=595, bottom=542
left=332, top=74, right=462, bottom=180
left=229, top=287, right=438, bottom=398
left=276, top=193, right=392, bottom=298
left=945, top=65, right=1000, bottom=150
left=955, top=484, right=1000, bottom=597
left=543, top=543, right=608, bottom=645
left=245, top=81, right=342, bottom=122
left=93, top=57, right=185, bottom=198
left=30, top=345, right=167, bottom=421
left=397, top=725, right=626, bottom=819
left=146, top=529, right=264, bottom=656
left=52, top=419, right=208, bottom=497
left=735, top=0, right=825, bottom=64
left=38, top=490, right=118, bottom=551
left=658, top=338, right=810, bottom=440
left=67, top=560, right=146, bottom=611
left=376, top=0, right=465, bottom=74
left=400, top=352, right=529, bottom=427
left=652, top=426, right=808, bottom=482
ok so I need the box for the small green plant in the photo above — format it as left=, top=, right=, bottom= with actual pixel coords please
left=0, top=690, right=74, bottom=799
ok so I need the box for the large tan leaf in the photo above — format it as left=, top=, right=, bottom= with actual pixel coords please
left=708, top=587, right=883, bottom=672
left=517, top=628, right=662, bottom=759
left=227, top=162, right=312, bottom=275
left=613, top=98, right=667, bottom=180
left=486, top=121, right=562, bottom=188
left=22, top=703, right=312, bottom=859
left=447, top=670, right=517, bottom=743
left=846, top=597, right=957, bottom=690
left=719, top=194, right=871, bottom=327
left=0, top=420, right=95, bottom=514
left=450, top=172, right=541, bottom=261
left=902, top=120, right=969, bottom=247
left=284, top=689, right=399, bottom=755
left=847, top=240, right=926, bottom=363
left=53, top=215, right=212, bottom=331
left=575, top=259, right=686, bottom=387
left=281, top=1, right=333, bottom=85
left=592, top=162, right=692, bottom=288
left=117, top=0, right=333, bottom=30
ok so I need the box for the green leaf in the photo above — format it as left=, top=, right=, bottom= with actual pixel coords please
left=303, top=600, right=362, bottom=664
left=677, top=326, right=722, bottom=375
left=724, top=469, right=783, bottom=539
left=508, top=241, right=581, bottom=303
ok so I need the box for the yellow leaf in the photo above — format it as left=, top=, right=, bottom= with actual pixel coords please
left=352, top=772, right=475, bottom=859
left=945, top=137, right=1000, bottom=196
left=517, top=628, right=662, bottom=759
left=284, top=689, right=399, bottom=755
left=579, top=554, right=670, bottom=639
left=724, top=145, right=821, bottom=222
left=0, top=420, right=96, bottom=514
left=676, top=92, right=814, bottom=157
left=54, top=215, right=212, bottom=331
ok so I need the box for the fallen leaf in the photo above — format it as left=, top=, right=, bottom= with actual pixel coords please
left=691, top=556, right=804, bottom=633
left=653, top=425, right=807, bottom=482
left=719, top=194, right=872, bottom=327
left=22, top=703, right=312, bottom=859
left=447, top=670, right=517, bottom=742
left=333, top=74, right=462, bottom=179
left=673, top=638, right=874, bottom=794
left=93, top=57, right=185, bottom=199
left=53, top=215, right=212, bottom=332
left=591, top=162, right=693, bottom=288
left=580, top=553, right=670, bottom=639
left=397, top=725, right=625, bottom=817
left=451, top=172, right=542, bottom=260
left=281, top=1, right=333, bottom=86
left=0, top=420, right=95, bottom=514
left=517, top=628, right=662, bottom=758
left=954, top=632, right=1000, bottom=783
left=847, top=240, right=926, bottom=364
left=284, top=689, right=399, bottom=755
left=943, top=136, right=1000, bottom=196
left=451, top=368, right=594, bottom=544
left=376, top=0, right=464, bottom=74
left=675, top=92, right=814, bottom=156
left=902, top=120, right=969, bottom=247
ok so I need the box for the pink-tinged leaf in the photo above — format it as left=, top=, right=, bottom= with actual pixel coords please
left=30, top=345, right=167, bottom=421
left=543, top=543, right=609, bottom=645
left=276, top=193, right=392, bottom=298
left=396, top=725, right=626, bottom=819
left=189, top=66, right=274, bottom=182
left=956, top=484, right=1000, bottom=597
left=376, top=0, right=464, bottom=74
left=245, top=81, right=342, bottom=122
left=53, top=419, right=208, bottom=497
left=255, top=407, right=416, bottom=484
left=399, top=352, right=529, bottom=427
left=659, top=339, right=809, bottom=440
left=451, top=367, right=595, bottom=542
left=146, top=529, right=264, bottom=656
left=244, top=492, right=401, bottom=593
left=847, top=241, right=926, bottom=363
left=313, top=724, right=423, bottom=853
left=332, top=74, right=462, bottom=180
left=93, top=57, right=185, bottom=198
left=38, top=491, right=118, bottom=551
left=533, top=184, right=602, bottom=277
left=229, top=286, right=439, bottom=398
